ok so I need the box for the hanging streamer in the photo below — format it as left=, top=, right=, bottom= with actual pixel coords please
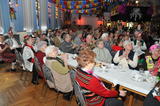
left=52, top=0, right=124, bottom=14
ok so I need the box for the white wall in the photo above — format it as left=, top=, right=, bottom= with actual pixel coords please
left=72, top=14, right=102, bottom=29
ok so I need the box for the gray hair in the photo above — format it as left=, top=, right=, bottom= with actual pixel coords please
left=36, top=41, right=47, bottom=51
left=123, top=40, right=132, bottom=47
left=96, top=40, right=104, bottom=46
left=45, top=46, right=57, bottom=56
left=101, top=33, right=109, bottom=39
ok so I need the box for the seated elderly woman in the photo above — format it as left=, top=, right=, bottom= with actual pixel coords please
left=145, top=44, right=160, bottom=76
left=35, top=41, right=47, bottom=78
left=76, top=49, right=125, bottom=106
left=60, top=33, right=77, bottom=54
left=113, top=40, right=138, bottom=70
left=93, top=40, right=112, bottom=63
left=44, top=46, right=73, bottom=100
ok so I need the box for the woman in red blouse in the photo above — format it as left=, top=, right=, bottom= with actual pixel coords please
left=75, top=49, right=126, bottom=106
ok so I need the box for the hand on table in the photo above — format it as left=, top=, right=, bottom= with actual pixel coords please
left=119, top=90, right=127, bottom=97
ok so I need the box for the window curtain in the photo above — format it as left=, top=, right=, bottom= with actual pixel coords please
left=39, top=0, right=48, bottom=31
left=0, top=0, right=10, bottom=34
left=57, top=8, right=61, bottom=29
left=0, top=9, right=4, bottom=34
left=50, top=3, right=56, bottom=29
left=33, top=0, right=38, bottom=30
left=22, top=0, right=37, bottom=32
left=12, top=0, right=23, bottom=32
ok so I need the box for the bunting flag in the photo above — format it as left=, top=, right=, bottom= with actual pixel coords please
left=51, top=0, right=121, bottom=14
left=53, top=0, right=104, bottom=4
left=61, top=2, right=102, bottom=10
left=52, top=0, right=105, bottom=10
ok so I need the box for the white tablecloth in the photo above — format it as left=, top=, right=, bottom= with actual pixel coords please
left=67, top=55, right=155, bottom=96
left=93, top=66, right=155, bottom=96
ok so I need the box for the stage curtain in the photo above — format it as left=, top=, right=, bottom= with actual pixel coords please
left=12, top=0, right=24, bottom=32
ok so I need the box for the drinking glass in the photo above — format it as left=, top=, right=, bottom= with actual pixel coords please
left=139, top=68, right=144, bottom=74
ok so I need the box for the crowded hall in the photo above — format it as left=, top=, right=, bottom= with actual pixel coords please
left=0, top=0, right=160, bottom=106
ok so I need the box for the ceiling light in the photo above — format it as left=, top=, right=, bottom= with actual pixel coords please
left=135, top=1, right=139, bottom=4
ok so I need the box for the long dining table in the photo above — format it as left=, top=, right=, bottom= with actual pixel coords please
left=67, top=53, right=156, bottom=106
left=93, top=66, right=157, bottom=106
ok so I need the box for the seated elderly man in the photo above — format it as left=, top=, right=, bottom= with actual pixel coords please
left=101, top=33, right=112, bottom=53
left=60, top=33, right=77, bottom=54
left=73, top=31, right=83, bottom=46
left=113, top=40, right=138, bottom=70
left=44, top=46, right=73, bottom=100
left=132, top=31, right=147, bottom=56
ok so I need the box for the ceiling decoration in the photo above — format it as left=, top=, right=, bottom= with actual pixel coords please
left=52, top=0, right=126, bottom=14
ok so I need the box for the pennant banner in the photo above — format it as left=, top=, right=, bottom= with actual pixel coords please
left=51, top=0, right=125, bottom=14
left=52, top=0, right=105, bottom=10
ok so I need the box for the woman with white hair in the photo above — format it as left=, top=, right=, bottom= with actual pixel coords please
left=44, top=46, right=73, bottom=100
left=113, top=40, right=138, bottom=70
left=93, top=40, right=112, bottom=63
left=35, top=41, right=47, bottom=78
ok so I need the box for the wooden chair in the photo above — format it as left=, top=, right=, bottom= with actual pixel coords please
left=15, top=49, right=31, bottom=85
left=42, top=64, right=60, bottom=106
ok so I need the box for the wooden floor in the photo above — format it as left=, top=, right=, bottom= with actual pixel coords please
left=0, top=63, right=144, bottom=106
